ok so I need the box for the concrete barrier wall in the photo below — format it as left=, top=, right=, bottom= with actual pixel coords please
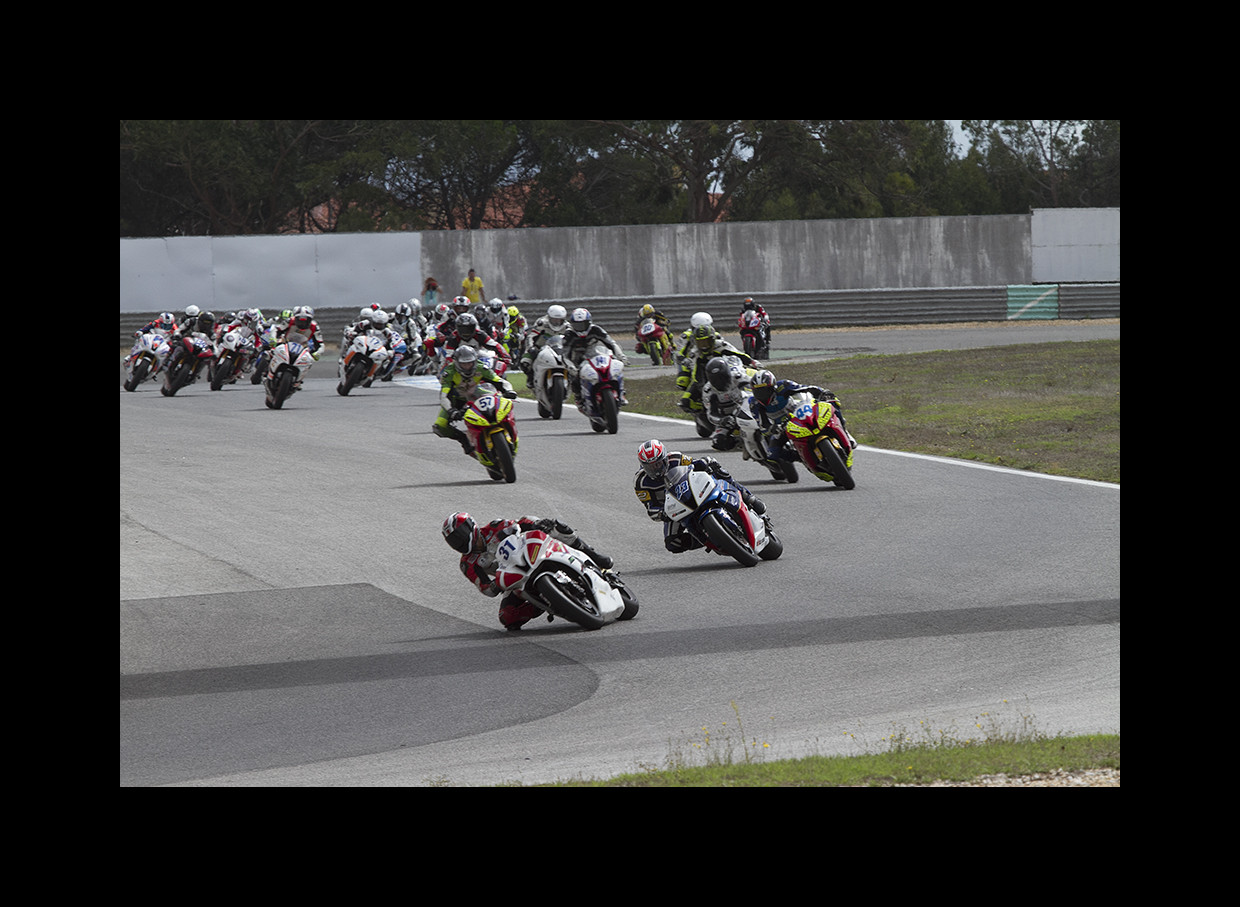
left=120, top=209, right=1119, bottom=336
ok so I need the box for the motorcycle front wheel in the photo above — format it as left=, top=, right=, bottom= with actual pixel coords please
left=490, top=431, right=517, bottom=483
left=601, top=390, right=619, bottom=434
left=124, top=358, right=148, bottom=392
left=549, top=375, right=565, bottom=420
left=816, top=437, right=855, bottom=489
left=265, top=369, right=295, bottom=409
left=699, top=511, right=759, bottom=567
left=531, top=573, right=606, bottom=630
left=210, top=353, right=234, bottom=391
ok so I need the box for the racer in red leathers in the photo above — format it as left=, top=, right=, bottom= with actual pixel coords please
left=442, top=512, right=614, bottom=630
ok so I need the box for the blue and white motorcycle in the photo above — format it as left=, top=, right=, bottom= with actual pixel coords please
left=662, top=464, right=782, bottom=567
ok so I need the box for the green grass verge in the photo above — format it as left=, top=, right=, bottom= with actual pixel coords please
left=617, top=339, right=1119, bottom=484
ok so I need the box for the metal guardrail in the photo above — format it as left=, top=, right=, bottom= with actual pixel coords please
left=120, top=284, right=1119, bottom=346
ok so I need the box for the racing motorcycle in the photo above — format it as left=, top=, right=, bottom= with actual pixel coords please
left=736, top=402, right=799, bottom=482
left=662, top=463, right=782, bottom=567
left=531, top=334, right=569, bottom=420
left=211, top=328, right=254, bottom=391
left=739, top=310, right=769, bottom=359
left=493, top=529, right=638, bottom=631
left=463, top=383, right=519, bottom=482
left=374, top=336, right=412, bottom=383
left=336, top=331, right=392, bottom=395
left=264, top=340, right=315, bottom=409
left=635, top=317, right=673, bottom=365
left=123, top=331, right=171, bottom=391
left=161, top=334, right=214, bottom=396
left=576, top=342, right=625, bottom=434
left=784, top=390, right=856, bottom=488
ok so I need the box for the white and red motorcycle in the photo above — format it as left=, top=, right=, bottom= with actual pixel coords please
left=493, top=529, right=638, bottom=631
left=264, top=340, right=315, bottom=409
left=123, top=331, right=172, bottom=391
left=576, top=342, right=625, bottom=434
left=336, top=332, right=392, bottom=396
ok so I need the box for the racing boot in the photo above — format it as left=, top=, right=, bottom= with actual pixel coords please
left=573, top=539, right=614, bottom=570
left=741, top=490, right=767, bottom=515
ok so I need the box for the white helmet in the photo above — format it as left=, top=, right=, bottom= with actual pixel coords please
left=184, top=305, right=200, bottom=319
left=547, top=304, right=567, bottom=328
left=689, top=311, right=714, bottom=329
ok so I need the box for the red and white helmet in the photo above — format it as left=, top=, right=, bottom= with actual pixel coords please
left=637, top=438, right=669, bottom=479
left=443, top=511, right=480, bottom=554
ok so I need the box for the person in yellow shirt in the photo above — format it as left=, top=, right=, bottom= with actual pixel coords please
left=461, top=268, right=484, bottom=305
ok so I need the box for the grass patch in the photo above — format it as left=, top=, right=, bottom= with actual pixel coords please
left=619, top=340, right=1119, bottom=484
left=529, top=700, right=1118, bottom=787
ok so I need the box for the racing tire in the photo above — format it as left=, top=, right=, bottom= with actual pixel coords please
left=491, top=432, right=517, bottom=484
left=817, top=437, right=855, bottom=489
left=699, top=511, right=760, bottom=567
left=549, top=375, right=565, bottom=420
left=601, top=390, right=619, bottom=434
left=269, top=369, right=295, bottom=409
left=531, top=573, right=607, bottom=631
left=758, top=528, right=784, bottom=561
left=210, top=354, right=234, bottom=391
left=124, top=359, right=148, bottom=392
left=338, top=357, right=367, bottom=396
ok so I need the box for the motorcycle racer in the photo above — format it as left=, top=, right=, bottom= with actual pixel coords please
left=442, top=511, right=615, bottom=630
left=702, top=355, right=755, bottom=451
left=633, top=438, right=766, bottom=553
left=518, top=304, right=569, bottom=377
left=433, top=344, right=515, bottom=457
left=562, top=307, right=628, bottom=406
left=749, top=369, right=855, bottom=448
left=676, top=321, right=760, bottom=414
left=633, top=303, right=673, bottom=360
left=738, top=297, right=771, bottom=350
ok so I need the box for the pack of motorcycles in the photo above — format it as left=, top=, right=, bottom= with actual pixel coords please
left=123, top=313, right=855, bottom=631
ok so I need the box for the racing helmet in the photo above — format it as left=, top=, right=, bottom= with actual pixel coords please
left=547, top=304, right=567, bottom=328
left=692, top=324, right=717, bottom=353
left=442, top=512, right=480, bottom=554
left=453, top=343, right=478, bottom=376
left=569, top=308, right=592, bottom=336
left=455, top=313, right=479, bottom=341
left=197, top=311, right=216, bottom=335
left=639, top=304, right=655, bottom=319
left=689, top=312, right=713, bottom=329
left=452, top=295, right=471, bottom=312
left=184, top=305, right=200, bottom=319
left=637, top=439, right=669, bottom=480
left=394, top=302, right=413, bottom=324
left=705, top=356, right=733, bottom=392
left=751, top=369, right=776, bottom=405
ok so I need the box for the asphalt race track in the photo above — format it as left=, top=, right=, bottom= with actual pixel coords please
left=120, top=321, right=1120, bottom=786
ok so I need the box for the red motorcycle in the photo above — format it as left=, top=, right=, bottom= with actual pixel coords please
left=784, top=391, right=856, bottom=488
left=635, top=317, right=673, bottom=366
left=739, top=310, right=769, bottom=359
left=161, top=334, right=215, bottom=396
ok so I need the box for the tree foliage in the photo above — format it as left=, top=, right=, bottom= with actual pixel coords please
left=120, top=119, right=1120, bottom=236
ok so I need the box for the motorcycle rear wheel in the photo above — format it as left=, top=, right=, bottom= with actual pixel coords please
left=699, top=511, right=759, bottom=567
left=531, top=573, right=606, bottom=630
